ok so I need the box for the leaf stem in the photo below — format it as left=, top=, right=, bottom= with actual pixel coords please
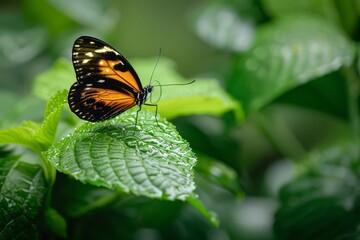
left=344, top=65, right=360, bottom=157
left=40, top=152, right=57, bottom=186
left=187, top=194, right=219, bottom=227
left=39, top=151, right=57, bottom=209
left=255, top=110, right=306, bottom=160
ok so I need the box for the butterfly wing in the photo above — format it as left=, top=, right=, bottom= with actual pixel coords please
left=72, top=36, right=143, bottom=91
left=68, top=36, right=142, bottom=122
left=68, top=81, right=136, bottom=122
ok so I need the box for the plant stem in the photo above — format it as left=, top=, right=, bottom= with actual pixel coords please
left=344, top=65, right=360, bottom=157
left=39, top=151, right=57, bottom=209
left=256, top=109, right=306, bottom=160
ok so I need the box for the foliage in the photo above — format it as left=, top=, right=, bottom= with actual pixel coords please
left=1, top=0, right=360, bottom=239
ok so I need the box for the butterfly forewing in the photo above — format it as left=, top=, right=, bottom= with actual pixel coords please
left=72, top=36, right=143, bottom=92
left=68, top=36, right=144, bottom=122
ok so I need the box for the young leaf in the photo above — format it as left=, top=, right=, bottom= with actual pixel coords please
left=228, top=15, right=356, bottom=113
left=45, top=110, right=197, bottom=201
left=0, top=154, right=47, bottom=239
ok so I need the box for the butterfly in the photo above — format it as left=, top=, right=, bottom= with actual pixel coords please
left=68, top=36, right=156, bottom=125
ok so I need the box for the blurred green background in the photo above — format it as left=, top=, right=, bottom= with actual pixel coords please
left=0, top=0, right=218, bottom=94
left=1, top=0, right=360, bottom=239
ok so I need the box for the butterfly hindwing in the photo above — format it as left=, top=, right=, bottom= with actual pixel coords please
left=68, top=81, right=137, bottom=122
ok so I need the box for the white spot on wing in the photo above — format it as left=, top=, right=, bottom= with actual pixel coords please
left=86, top=52, right=94, bottom=57
left=95, top=46, right=119, bottom=55
left=82, top=59, right=90, bottom=64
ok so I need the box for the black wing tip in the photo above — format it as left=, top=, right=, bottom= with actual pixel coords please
left=76, top=36, right=99, bottom=42
left=74, top=36, right=109, bottom=47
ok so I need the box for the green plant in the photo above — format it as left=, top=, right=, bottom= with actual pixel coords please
left=0, top=58, right=240, bottom=238
left=192, top=0, right=360, bottom=239
left=1, top=0, right=360, bottom=239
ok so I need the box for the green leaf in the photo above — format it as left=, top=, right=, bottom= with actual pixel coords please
left=132, top=58, right=244, bottom=120
left=159, top=79, right=243, bottom=121
left=22, top=0, right=73, bottom=35
left=0, top=23, right=47, bottom=67
left=228, top=15, right=356, bottom=113
left=0, top=122, right=41, bottom=153
left=45, top=110, right=197, bottom=200
left=262, top=0, right=339, bottom=23
left=43, top=208, right=67, bottom=238
left=49, top=0, right=118, bottom=28
left=196, top=154, right=243, bottom=197
left=0, top=154, right=47, bottom=239
left=35, top=90, right=67, bottom=149
left=0, top=91, right=66, bottom=153
left=192, top=3, right=255, bottom=52
left=186, top=194, right=219, bottom=227
left=32, top=58, right=74, bottom=100
left=275, top=71, right=348, bottom=119
left=274, top=143, right=360, bottom=239
left=52, top=178, right=118, bottom=217
left=33, top=57, right=243, bottom=121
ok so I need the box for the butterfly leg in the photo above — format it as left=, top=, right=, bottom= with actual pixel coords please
left=143, top=103, right=162, bottom=129
left=135, top=106, right=142, bottom=128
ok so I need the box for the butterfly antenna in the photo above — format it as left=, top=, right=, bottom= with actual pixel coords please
left=150, top=80, right=163, bottom=103
left=152, top=79, right=196, bottom=87
left=149, top=48, right=162, bottom=86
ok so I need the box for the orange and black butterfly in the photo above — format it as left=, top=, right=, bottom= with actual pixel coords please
left=68, top=36, right=156, bottom=124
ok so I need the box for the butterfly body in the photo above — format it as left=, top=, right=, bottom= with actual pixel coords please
left=68, top=36, right=153, bottom=122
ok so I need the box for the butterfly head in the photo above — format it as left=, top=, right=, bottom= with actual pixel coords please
left=136, top=85, right=154, bottom=107
left=144, top=85, right=154, bottom=93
